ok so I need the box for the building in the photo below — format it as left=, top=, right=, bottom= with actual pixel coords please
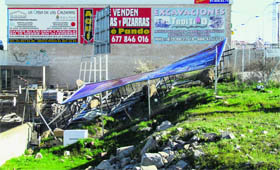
left=0, top=0, right=232, bottom=90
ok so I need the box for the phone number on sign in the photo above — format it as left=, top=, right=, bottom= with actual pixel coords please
left=111, top=35, right=150, bottom=43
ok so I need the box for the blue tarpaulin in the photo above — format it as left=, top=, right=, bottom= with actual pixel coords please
left=63, top=39, right=227, bottom=104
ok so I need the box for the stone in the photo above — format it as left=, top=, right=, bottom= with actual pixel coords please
left=122, top=164, right=135, bottom=170
left=35, top=152, right=43, bottom=159
left=95, top=160, right=113, bottom=170
left=221, top=131, right=235, bottom=139
left=193, top=149, right=204, bottom=158
left=184, top=144, right=190, bottom=150
left=141, top=137, right=157, bottom=155
left=248, top=129, right=253, bottom=133
left=64, top=151, right=70, bottom=157
left=156, top=121, right=172, bottom=131
left=141, top=153, right=164, bottom=168
left=203, top=133, right=220, bottom=142
left=140, top=127, right=152, bottom=132
left=198, top=68, right=214, bottom=85
left=117, top=145, right=135, bottom=159
left=176, top=160, right=188, bottom=169
left=167, top=140, right=179, bottom=150
left=140, top=165, right=158, bottom=170
left=190, top=135, right=200, bottom=142
left=54, top=128, right=64, bottom=138
left=121, top=157, right=131, bottom=167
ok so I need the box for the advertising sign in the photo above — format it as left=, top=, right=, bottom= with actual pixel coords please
left=110, top=8, right=151, bottom=44
left=153, top=8, right=226, bottom=44
left=8, top=8, right=78, bottom=43
left=195, top=0, right=229, bottom=4
left=80, top=8, right=151, bottom=44
left=80, top=8, right=102, bottom=44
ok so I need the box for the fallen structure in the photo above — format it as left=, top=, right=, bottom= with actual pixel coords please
left=40, top=39, right=231, bottom=132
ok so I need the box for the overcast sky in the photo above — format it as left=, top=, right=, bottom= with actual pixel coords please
left=232, top=0, right=277, bottom=43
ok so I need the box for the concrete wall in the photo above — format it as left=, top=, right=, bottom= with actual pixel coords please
left=5, top=3, right=232, bottom=89
left=0, top=123, right=33, bottom=166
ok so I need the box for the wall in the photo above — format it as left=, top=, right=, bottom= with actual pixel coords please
left=0, top=123, right=33, bottom=166
left=4, top=2, right=232, bottom=89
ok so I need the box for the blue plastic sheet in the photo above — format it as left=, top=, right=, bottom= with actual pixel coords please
left=63, top=39, right=227, bottom=104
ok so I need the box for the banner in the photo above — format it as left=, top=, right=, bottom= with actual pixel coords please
left=153, top=8, right=226, bottom=44
left=110, top=8, right=151, bottom=44
left=80, top=8, right=151, bottom=44
left=8, top=8, right=78, bottom=43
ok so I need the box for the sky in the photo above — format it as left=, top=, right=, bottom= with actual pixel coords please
left=232, top=0, right=277, bottom=43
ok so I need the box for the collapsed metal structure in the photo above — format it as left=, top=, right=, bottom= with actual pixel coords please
left=37, top=39, right=234, bottom=132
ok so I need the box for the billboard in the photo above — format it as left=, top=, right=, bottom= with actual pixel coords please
left=8, top=8, right=78, bottom=43
left=80, top=8, right=152, bottom=44
left=195, top=0, right=229, bottom=4
left=153, top=8, right=226, bottom=44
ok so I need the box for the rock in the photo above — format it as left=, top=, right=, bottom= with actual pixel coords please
left=35, top=152, right=43, bottom=159
left=221, top=131, right=235, bottom=139
left=122, top=164, right=136, bottom=170
left=240, top=134, right=246, bottom=138
left=161, top=150, right=175, bottom=163
left=203, top=133, right=220, bottom=142
left=198, top=68, right=214, bottom=85
left=248, top=129, right=253, bottom=133
left=167, top=140, right=179, bottom=150
left=140, top=127, right=152, bottom=132
left=140, top=165, right=158, bottom=170
left=95, top=160, right=113, bottom=170
left=54, top=128, right=64, bottom=138
left=121, top=157, right=131, bottom=167
left=193, top=149, right=204, bottom=158
left=156, top=121, right=172, bottom=131
left=64, top=151, right=70, bottom=157
left=131, top=125, right=139, bottom=132
left=141, top=137, right=157, bottom=155
left=184, top=144, right=190, bottom=150
left=190, top=135, right=200, bottom=142
left=117, top=145, right=135, bottom=159
left=215, top=96, right=225, bottom=100
left=176, top=160, right=188, bottom=169
left=141, top=153, right=164, bottom=168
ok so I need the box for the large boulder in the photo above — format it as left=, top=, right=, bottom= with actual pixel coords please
left=198, top=68, right=215, bottom=85
left=141, top=153, right=164, bottom=168
left=141, top=136, right=157, bottom=155
left=116, top=145, right=135, bottom=159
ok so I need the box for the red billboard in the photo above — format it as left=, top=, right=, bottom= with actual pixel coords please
left=80, top=8, right=151, bottom=44
left=195, top=0, right=210, bottom=4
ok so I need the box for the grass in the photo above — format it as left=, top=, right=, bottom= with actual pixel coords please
left=1, top=80, right=280, bottom=169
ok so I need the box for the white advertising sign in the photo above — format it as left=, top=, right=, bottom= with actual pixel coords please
left=8, top=8, right=78, bottom=43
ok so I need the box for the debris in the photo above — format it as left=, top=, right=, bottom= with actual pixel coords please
left=64, top=151, right=70, bottom=157
left=141, top=137, right=157, bottom=155
left=35, top=152, right=43, bottom=159
left=53, top=128, right=64, bottom=138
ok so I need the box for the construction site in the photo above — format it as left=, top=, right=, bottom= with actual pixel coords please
left=1, top=0, right=280, bottom=169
